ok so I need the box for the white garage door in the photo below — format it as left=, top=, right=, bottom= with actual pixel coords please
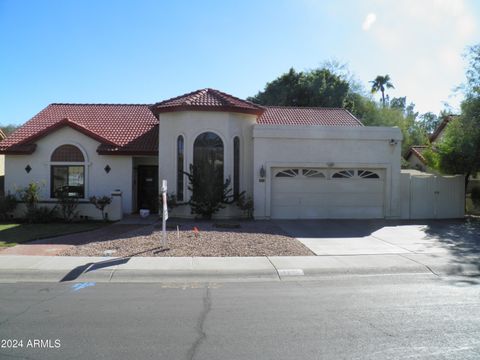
left=271, top=168, right=385, bottom=219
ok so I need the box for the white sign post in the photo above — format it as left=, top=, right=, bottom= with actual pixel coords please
left=161, top=180, right=168, bottom=248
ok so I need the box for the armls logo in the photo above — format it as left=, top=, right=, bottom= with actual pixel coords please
left=26, top=339, right=61, bottom=349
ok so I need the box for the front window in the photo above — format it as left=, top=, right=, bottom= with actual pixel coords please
left=233, top=137, right=240, bottom=198
left=193, top=132, right=224, bottom=191
left=50, top=145, right=85, bottom=198
left=51, top=166, right=85, bottom=198
left=177, top=135, right=184, bottom=202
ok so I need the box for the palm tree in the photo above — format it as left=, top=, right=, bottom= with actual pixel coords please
left=370, top=75, right=394, bottom=107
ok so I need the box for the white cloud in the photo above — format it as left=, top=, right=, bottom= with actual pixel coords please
left=362, top=13, right=376, bottom=31
left=362, top=0, right=477, bottom=113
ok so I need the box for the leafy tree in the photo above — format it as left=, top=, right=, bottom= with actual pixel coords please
left=418, top=112, right=441, bottom=134
left=370, top=75, right=395, bottom=107
left=248, top=67, right=350, bottom=108
left=390, top=96, right=406, bottom=110
left=0, top=124, right=18, bottom=136
left=426, top=44, right=480, bottom=190
left=249, top=66, right=429, bottom=154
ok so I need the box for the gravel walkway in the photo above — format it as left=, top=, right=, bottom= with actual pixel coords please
left=59, top=220, right=313, bottom=257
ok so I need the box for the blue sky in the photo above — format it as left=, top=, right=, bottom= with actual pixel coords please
left=1, top=0, right=479, bottom=126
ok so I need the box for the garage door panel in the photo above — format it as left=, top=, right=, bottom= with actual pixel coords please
left=321, top=181, right=383, bottom=193
left=273, top=180, right=382, bottom=194
left=328, top=193, right=384, bottom=207
left=273, top=206, right=329, bottom=219
left=328, top=206, right=384, bottom=219
left=272, top=179, right=328, bottom=192
left=271, top=167, right=385, bottom=219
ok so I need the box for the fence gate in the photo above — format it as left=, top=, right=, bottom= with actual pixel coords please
left=406, top=173, right=464, bottom=219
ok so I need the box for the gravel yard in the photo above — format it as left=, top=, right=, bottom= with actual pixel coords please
left=59, top=220, right=313, bottom=257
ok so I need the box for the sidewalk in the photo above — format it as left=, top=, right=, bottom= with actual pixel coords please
left=0, top=253, right=478, bottom=283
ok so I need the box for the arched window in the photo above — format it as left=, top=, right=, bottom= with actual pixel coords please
left=233, top=137, right=240, bottom=198
left=177, top=135, right=184, bottom=202
left=193, top=132, right=224, bottom=187
left=51, top=145, right=84, bottom=162
left=50, top=145, right=85, bottom=198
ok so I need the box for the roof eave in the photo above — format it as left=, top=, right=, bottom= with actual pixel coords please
left=16, top=118, right=118, bottom=147
left=151, top=105, right=265, bottom=116
left=96, top=149, right=158, bottom=156
left=0, top=144, right=37, bottom=155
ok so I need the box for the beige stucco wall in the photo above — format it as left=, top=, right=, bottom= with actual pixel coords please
left=253, top=125, right=403, bottom=219
left=0, top=154, right=4, bottom=176
left=4, top=126, right=134, bottom=214
left=158, top=110, right=256, bottom=218
left=407, top=154, right=427, bottom=172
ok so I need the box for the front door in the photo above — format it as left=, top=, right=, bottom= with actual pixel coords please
left=137, top=166, right=158, bottom=212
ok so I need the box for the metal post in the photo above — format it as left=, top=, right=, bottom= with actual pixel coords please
left=161, top=180, right=168, bottom=248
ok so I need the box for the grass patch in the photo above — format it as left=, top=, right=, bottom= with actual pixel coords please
left=0, top=222, right=107, bottom=248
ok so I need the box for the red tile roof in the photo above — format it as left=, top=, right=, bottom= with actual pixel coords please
left=406, top=145, right=428, bottom=164
left=0, top=89, right=365, bottom=155
left=258, top=106, right=363, bottom=126
left=151, top=88, right=265, bottom=115
left=0, top=104, right=158, bottom=155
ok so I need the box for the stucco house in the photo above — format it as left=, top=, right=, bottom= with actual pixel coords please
left=0, top=88, right=411, bottom=220
left=405, top=116, right=455, bottom=172
left=0, top=128, right=5, bottom=196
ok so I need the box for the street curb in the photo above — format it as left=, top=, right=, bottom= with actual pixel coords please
left=0, top=255, right=478, bottom=283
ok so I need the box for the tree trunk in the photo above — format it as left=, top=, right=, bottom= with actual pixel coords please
left=381, top=91, right=385, bottom=107
left=465, top=171, right=471, bottom=213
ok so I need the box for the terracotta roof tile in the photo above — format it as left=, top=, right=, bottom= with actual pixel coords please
left=151, top=88, right=264, bottom=115
left=0, top=104, right=158, bottom=154
left=0, top=90, right=365, bottom=155
left=406, top=145, right=428, bottom=164
left=258, top=106, right=363, bottom=126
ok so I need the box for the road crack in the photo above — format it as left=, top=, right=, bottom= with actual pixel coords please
left=186, top=286, right=211, bottom=360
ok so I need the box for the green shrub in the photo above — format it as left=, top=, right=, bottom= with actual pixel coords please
left=0, top=194, right=17, bottom=220
left=17, top=182, right=42, bottom=211
left=56, top=190, right=79, bottom=223
left=25, top=206, right=58, bottom=223
left=236, top=196, right=254, bottom=219
left=17, top=182, right=52, bottom=223
left=184, top=164, right=236, bottom=220
left=471, top=186, right=480, bottom=207
left=89, top=196, right=112, bottom=221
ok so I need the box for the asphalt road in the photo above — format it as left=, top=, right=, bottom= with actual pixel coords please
left=0, top=275, right=479, bottom=360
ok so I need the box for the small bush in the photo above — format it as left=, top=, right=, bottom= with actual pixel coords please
left=471, top=186, right=480, bottom=207
left=17, top=182, right=42, bottom=211
left=89, top=196, right=112, bottom=221
left=25, top=206, right=58, bottom=223
left=159, top=193, right=178, bottom=211
left=56, top=190, right=79, bottom=223
left=236, top=196, right=254, bottom=219
left=0, top=194, right=17, bottom=220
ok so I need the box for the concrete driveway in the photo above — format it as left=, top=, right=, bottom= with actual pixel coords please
left=275, top=219, right=480, bottom=258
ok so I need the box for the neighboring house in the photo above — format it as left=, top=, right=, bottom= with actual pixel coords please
left=0, top=128, right=5, bottom=196
left=1, top=88, right=410, bottom=219
left=405, top=115, right=455, bottom=172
